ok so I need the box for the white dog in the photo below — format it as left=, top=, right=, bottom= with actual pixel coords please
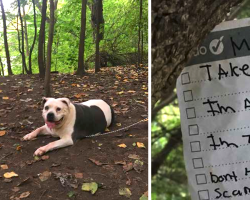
left=23, top=98, right=114, bottom=156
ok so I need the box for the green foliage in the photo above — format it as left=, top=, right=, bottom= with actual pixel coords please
left=152, top=100, right=191, bottom=200
left=0, top=0, right=148, bottom=75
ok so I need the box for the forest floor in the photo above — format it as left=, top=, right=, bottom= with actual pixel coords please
left=0, top=66, right=148, bottom=200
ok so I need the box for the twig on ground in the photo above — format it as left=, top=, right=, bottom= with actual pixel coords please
left=39, top=189, right=47, bottom=200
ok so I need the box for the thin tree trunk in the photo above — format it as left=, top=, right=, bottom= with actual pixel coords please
left=0, top=0, right=13, bottom=75
left=16, top=15, right=24, bottom=74
left=141, top=30, right=143, bottom=64
left=137, top=0, right=142, bottom=66
left=28, top=0, right=37, bottom=74
left=76, top=0, right=87, bottom=76
left=38, top=0, right=47, bottom=78
left=17, top=0, right=30, bottom=74
left=22, top=5, right=29, bottom=57
left=44, top=0, right=55, bottom=97
left=0, top=57, right=4, bottom=76
left=95, top=0, right=101, bottom=73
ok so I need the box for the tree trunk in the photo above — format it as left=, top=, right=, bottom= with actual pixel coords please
left=17, top=0, right=30, bottom=74
left=22, top=5, right=29, bottom=57
left=95, top=0, right=102, bottom=73
left=137, top=0, right=142, bottom=67
left=17, top=15, right=24, bottom=74
left=141, top=30, right=143, bottom=64
left=0, top=57, right=4, bottom=76
left=0, top=0, right=13, bottom=75
left=76, top=0, right=87, bottom=76
left=44, top=0, right=55, bottom=97
left=152, top=129, right=182, bottom=176
left=28, top=0, right=37, bottom=74
left=38, top=0, right=47, bottom=78
left=151, top=0, right=243, bottom=108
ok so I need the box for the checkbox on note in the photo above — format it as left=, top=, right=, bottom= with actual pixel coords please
left=198, top=190, right=209, bottom=200
left=186, top=107, right=196, bottom=119
left=183, top=90, right=193, bottom=102
left=189, top=124, right=199, bottom=136
left=190, top=141, right=201, bottom=152
left=181, top=72, right=190, bottom=85
left=192, top=158, right=204, bottom=169
left=196, top=174, right=207, bottom=185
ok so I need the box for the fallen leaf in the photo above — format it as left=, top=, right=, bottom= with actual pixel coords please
left=1, top=164, right=8, bottom=170
left=11, top=187, right=20, bottom=192
left=123, top=162, right=133, bottom=172
left=105, top=128, right=110, bottom=132
left=4, top=178, right=12, bottom=183
left=128, top=154, right=140, bottom=160
left=133, top=160, right=144, bottom=173
left=19, top=191, right=30, bottom=199
left=139, top=191, right=148, bottom=200
left=34, top=156, right=41, bottom=161
left=116, top=123, right=122, bottom=127
left=16, top=145, right=22, bottom=151
left=137, top=142, right=146, bottom=148
left=119, top=188, right=132, bottom=198
left=2, top=97, right=9, bottom=100
left=115, top=161, right=126, bottom=165
left=127, top=90, right=136, bottom=93
left=88, top=158, right=104, bottom=166
left=39, top=171, right=51, bottom=182
left=0, top=90, right=2, bottom=93
left=4, top=172, right=18, bottom=179
left=75, top=173, right=83, bottom=179
left=81, top=182, right=98, bottom=194
left=117, top=91, right=124, bottom=95
left=41, top=155, right=49, bottom=160
left=118, top=143, right=127, bottom=148
left=0, top=131, right=6, bottom=136
left=132, top=142, right=136, bottom=147
left=67, top=191, right=76, bottom=198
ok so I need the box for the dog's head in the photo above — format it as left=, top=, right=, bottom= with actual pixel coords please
left=42, top=97, right=71, bottom=129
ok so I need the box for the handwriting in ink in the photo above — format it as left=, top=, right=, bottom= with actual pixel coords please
left=203, top=99, right=236, bottom=116
left=207, top=134, right=238, bottom=150
left=199, top=62, right=250, bottom=81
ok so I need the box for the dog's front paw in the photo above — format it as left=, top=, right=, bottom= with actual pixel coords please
left=34, top=147, right=47, bottom=156
left=23, top=132, right=36, bottom=141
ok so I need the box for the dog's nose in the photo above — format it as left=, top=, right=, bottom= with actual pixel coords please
left=47, top=112, right=55, bottom=122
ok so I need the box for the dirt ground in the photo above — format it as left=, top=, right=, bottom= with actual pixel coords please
left=0, top=66, right=148, bottom=200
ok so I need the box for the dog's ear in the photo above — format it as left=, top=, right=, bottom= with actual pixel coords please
left=59, top=98, right=71, bottom=107
left=42, top=97, right=48, bottom=106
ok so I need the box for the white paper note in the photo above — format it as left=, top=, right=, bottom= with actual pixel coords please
left=177, top=18, right=250, bottom=200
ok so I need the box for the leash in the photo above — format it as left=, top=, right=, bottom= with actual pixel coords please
left=85, top=118, right=148, bottom=138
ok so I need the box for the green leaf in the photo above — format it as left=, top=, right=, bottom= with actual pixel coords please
left=67, top=191, right=75, bottom=198
left=81, top=182, right=98, bottom=194
left=119, top=188, right=132, bottom=198
left=139, top=193, right=148, bottom=200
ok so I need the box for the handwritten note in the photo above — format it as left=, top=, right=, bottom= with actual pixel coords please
left=177, top=18, right=250, bottom=200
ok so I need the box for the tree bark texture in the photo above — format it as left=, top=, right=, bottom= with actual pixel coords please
left=0, top=0, right=13, bottom=75
left=44, top=0, right=55, bottom=97
left=38, top=0, right=47, bottom=78
left=76, top=0, right=87, bottom=76
left=152, top=0, right=243, bottom=108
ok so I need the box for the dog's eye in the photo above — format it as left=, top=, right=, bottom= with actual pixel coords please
left=45, top=106, right=49, bottom=110
left=56, top=107, right=61, bottom=112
